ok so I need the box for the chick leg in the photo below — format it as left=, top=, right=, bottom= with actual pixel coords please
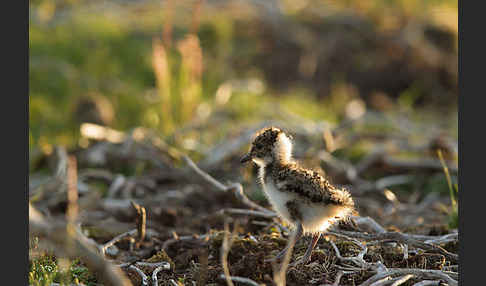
left=301, top=233, right=321, bottom=264
left=273, top=223, right=303, bottom=261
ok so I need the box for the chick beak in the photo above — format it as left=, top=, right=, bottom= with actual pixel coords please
left=240, top=152, right=252, bottom=163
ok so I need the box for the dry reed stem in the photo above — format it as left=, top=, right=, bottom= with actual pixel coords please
left=273, top=225, right=300, bottom=286
left=131, top=201, right=146, bottom=244
left=66, top=155, right=79, bottom=254
left=221, top=220, right=238, bottom=286
left=66, top=155, right=78, bottom=223
left=152, top=37, right=173, bottom=133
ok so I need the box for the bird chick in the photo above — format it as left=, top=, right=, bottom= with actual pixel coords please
left=241, top=127, right=355, bottom=264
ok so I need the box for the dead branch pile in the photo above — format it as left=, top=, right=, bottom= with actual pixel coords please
left=29, top=115, right=458, bottom=286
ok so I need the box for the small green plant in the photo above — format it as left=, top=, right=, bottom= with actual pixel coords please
left=29, top=254, right=97, bottom=286
left=437, top=150, right=458, bottom=229
left=29, top=255, right=58, bottom=286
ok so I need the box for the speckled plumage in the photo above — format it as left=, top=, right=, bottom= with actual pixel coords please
left=241, top=127, right=356, bottom=263
left=263, top=162, right=354, bottom=207
left=241, top=127, right=355, bottom=234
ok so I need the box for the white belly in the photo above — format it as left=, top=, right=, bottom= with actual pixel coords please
left=263, top=180, right=352, bottom=234
left=262, top=180, right=296, bottom=223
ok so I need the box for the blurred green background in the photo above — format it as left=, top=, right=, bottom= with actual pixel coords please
left=29, top=0, right=458, bottom=152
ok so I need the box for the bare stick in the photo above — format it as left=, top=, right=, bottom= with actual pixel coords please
left=221, top=220, right=238, bottom=286
left=182, top=155, right=274, bottom=214
left=66, top=156, right=79, bottom=223
left=332, top=229, right=456, bottom=243
left=357, top=175, right=415, bottom=193
left=29, top=203, right=132, bottom=286
left=136, top=262, right=170, bottom=270
left=65, top=156, right=79, bottom=254
left=152, top=264, right=170, bottom=286
left=412, top=281, right=440, bottom=286
left=369, top=276, right=392, bottom=286
left=328, top=230, right=458, bottom=263
left=101, top=229, right=138, bottom=255
left=359, top=269, right=457, bottom=286
left=369, top=275, right=415, bottom=286
left=351, top=216, right=386, bottom=233
left=273, top=224, right=300, bottom=286
left=228, top=183, right=276, bottom=214
left=424, top=233, right=458, bottom=244
left=329, top=240, right=369, bottom=269
left=128, top=265, right=149, bottom=286
left=390, top=274, right=414, bottom=286
left=131, top=201, right=146, bottom=244
left=182, top=155, right=227, bottom=191
left=151, top=267, right=163, bottom=286
left=218, top=275, right=261, bottom=286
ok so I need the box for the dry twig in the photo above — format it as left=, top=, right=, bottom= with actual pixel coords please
left=101, top=229, right=138, bottom=255
left=329, top=230, right=458, bottom=263
left=412, top=281, right=441, bottom=286
left=221, top=220, right=239, bottom=286
left=128, top=265, right=149, bottom=286
left=390, top=274, right=414, bottom=286
left=151, top=264, right=170, bottom=286
left=359, top=269, right=457, bottom=286
left=182, top=155, right=273, bottom=214
left=131, top=201, right=147, bottom=244
left=29, top=203, right=132, bottom=286
left=273, top=225, right=300, bottom=286
left=351, top=216, right=386, bottom=233
left=66, top=156, right=79, bottom=223
left=329, top=239, right=370, bottom=270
